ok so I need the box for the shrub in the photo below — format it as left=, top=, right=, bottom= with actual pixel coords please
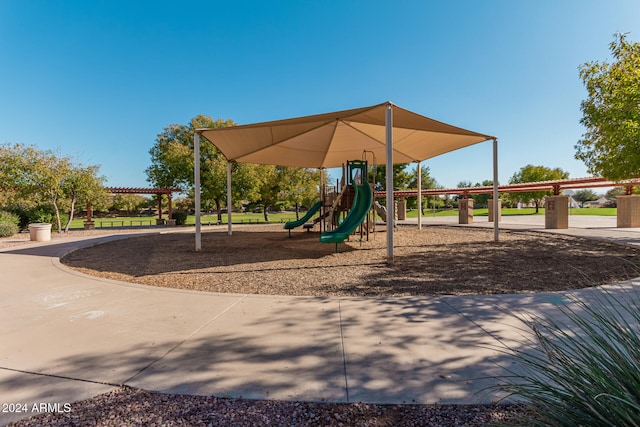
left=492, top=284, right=640, bottom=426
left=0, top=222, right=19, bottom=237
left=171, top=211, right=188, bottom=226
left=3, top=206, right=30, bottom=230
left=26, top=206, right=55, bottom=225
left=0, top=210, right=20, bottom=237
left=25, top=205, right=68, bottom=231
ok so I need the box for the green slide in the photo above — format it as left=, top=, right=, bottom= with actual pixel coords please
left=320, top=161, right=372, bottom=245
left=284, top=200, right=323, bottom=230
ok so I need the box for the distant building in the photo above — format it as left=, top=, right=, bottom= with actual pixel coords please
left=584, top=197, right=612, bottom=208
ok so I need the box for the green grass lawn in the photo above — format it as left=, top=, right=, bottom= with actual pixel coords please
left=567, top=207, right=617, bottom=216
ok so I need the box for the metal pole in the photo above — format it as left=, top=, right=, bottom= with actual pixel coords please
left=227, top=162, right=232, bottom=235
left=385, top=103, right=394, bottom=262
left=417, top=161, right=422, bottom=230
left=194, top=131, right=201, bottom=251
left=493, top=138, right=499, bottom=242
left=319, top=168, right=324, bottom=232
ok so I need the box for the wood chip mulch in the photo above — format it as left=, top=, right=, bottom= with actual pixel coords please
left=59, top=224, right=640, bottom=296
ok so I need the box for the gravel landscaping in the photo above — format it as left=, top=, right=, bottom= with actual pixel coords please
left=7, top=387, right=531, bottom=427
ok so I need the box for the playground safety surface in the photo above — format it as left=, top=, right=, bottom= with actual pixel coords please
left=61, top=223, right=640, bottom=296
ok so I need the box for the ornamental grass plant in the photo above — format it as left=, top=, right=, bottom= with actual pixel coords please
left=493, top=282, right=640, bottom=426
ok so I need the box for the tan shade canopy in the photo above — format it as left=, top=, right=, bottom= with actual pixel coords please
left=198, top=102, right=495, bottom=168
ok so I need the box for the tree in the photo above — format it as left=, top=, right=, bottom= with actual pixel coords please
left=575, top=33, right=640, bottom=182
left=509, top=165, right=569, bottom=213
left=455, top=180, right=474, bottom=204
left=606, top=186, right=626, bottom=200
left=62, top=165, right=108, bottom=232
left=454, top=179, right=494, bottom=207
left=369, top=163, right=413, bottom=191
left=473, top=180, right=495, bottom=207
left=279, top=167, right=322, bottom=219
left=34, top=150, right=73, bottom=232
left=0, top=143, right=105, bottom=231
left=407, top=164, right=440, bottom=211
left=110, top=194, right=148, bottom=216
left=0, top=143, right=43, bottom=203
left=572, top=189, right=599, bottom=208
left=251, top=164, right=280, bottom=222
left=604, top=186, right=637, bottom=206
left=146, top=115, right=236, bottom=221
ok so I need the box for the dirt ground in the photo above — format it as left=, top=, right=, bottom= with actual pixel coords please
left=58, top=224, right=640, bottom=296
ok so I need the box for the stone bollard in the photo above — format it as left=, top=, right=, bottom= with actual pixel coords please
left=458, top=198, right=474, bottom=224
left=545, top=195, right=569, bottom=229
left=617, top=195, right=640, bottom=227
left=488, top=199, right=502, bottom=222
left=396, top=198, right=406, bottom=220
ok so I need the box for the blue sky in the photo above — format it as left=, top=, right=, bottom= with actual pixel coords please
left=1, top=1, right=639, bottom=190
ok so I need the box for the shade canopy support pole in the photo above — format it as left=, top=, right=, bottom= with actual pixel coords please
left=385, top=103, right=394, bottom=262
left=194, top=131, right=202, bottom=251
left=227, top=162, right=232, bottom=235
left=493, top=138, right=499, bottom=242
left=319, top=168, right=324, bottom=232
left=417, top=161, right=422, bottom=230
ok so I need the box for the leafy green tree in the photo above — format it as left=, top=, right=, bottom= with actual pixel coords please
left=279, top=167, right=322, bottom=219
left=509, top=165, right=569, bottom=213
left=146, top=115, right=236, bottom=220
left=110, top=194, right=148, bottom=216
left=369, top=164, right=413, bottom=191
left=0, top=143, right=43, bottom=204
left=606, top=186, right=626, bottom=200
left=407, top=164, right=440, bottom=211
left=473, top=180, right=495, bottom=207
left=0, top=143, right=105, bottom=232
left=251, top=164, right=280, bottom=222
left=453, top=180, right=494, bottom=207
left=35, top=151, right=73, bottom=232
left=604, top=186, right=638, bottom=206
left=575, top=33, right=640, bottom=181
left=62, top=165, right=107, bottom=232
left=572, top=189, right=599, bottom=208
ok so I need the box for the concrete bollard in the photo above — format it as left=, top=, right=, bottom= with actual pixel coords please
left=28, top=223, right=52, bottom=242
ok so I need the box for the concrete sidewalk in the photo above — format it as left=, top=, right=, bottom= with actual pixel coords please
left=1, top=219, right=639, bottom=425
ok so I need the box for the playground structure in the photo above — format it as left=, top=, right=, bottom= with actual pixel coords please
left=320, top=160, right=373, bottom=249
left=194, top=102, right=498, bottom=260
left=284, top=160, right=377, bottom=248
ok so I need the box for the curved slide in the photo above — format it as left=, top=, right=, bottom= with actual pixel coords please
left=320, top=179, right=373, bottom=244
left=284, top=200, right=323, bottom=230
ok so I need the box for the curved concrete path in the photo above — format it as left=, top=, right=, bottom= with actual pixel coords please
left=1, top=219, right=639, bottom=425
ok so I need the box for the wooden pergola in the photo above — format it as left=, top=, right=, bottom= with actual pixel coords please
left=86, top=187, right=181, bottom=224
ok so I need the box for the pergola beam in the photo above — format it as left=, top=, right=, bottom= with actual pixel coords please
left=104, top=187, right=181, bottom=221
left=375, top=176, right=638, bottom=198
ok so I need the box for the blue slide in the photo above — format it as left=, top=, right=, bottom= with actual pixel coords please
left=320, top=161, right=372, bottom=245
